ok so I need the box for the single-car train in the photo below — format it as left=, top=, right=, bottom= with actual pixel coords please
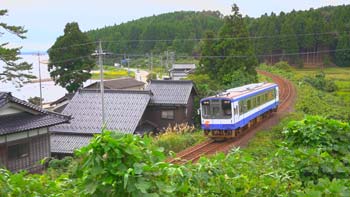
left=200, top=82, right=279, bottom=139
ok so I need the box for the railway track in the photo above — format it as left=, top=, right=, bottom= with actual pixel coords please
left=167, top=71, right=296, bottom=164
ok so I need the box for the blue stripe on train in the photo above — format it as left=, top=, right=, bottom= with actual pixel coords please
left=201, top=102, right=279, bottom=130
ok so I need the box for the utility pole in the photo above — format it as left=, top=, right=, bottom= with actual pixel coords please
left=165, top=50, right=169, bottom=70
left=127, top=55, right=130, bottom=76
left=151, top=52, right=153, bottom=72
left=97, top=40, right=105, bottom=124
left=37, top=52, right=43, bottom=108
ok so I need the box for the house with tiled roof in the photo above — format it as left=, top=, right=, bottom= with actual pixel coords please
left=169, top=64, right=196, bottom=80
left=143, top=80, right=197, bottom=130
left=49, top=89, right=152, bottom=157
left=0, top=92, right=70, bottom=172
left=49, top=80, right=197, bottom=156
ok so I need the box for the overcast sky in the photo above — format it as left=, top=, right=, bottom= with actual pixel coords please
left=1, top=0, right=349, bottom=52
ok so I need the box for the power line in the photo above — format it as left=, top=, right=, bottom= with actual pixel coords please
left=101, top=48, right=350, bottom=59
left=99, top=30, right=347, bottom=44
left=46, top=41, right=98, bottom=52
left=46, top=55, right=92, bottom=64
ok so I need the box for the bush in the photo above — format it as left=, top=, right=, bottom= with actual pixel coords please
left=303, top=72, right=338, bottom=92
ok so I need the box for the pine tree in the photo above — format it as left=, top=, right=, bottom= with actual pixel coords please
left=0, top=9, right=35, bottom=85
left=335, top=33, right=350, bottom=67
left=216, top=4, right=258, bottom=87
left=48, top=22, right=95, bottom=93
left=198, top=31, right=218, bottom=77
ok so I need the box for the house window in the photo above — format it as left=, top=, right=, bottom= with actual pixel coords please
left=161, top=110, right=175, bottom=120
left=8, top=142, right=29, bottom=160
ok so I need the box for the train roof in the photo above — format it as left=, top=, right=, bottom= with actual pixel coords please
left=201, top=82, right=277, bottom=102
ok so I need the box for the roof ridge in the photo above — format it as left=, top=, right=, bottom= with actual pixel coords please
left=150, top=80, right=193, bottom=84
left=78, top=89, right=153, bottom=95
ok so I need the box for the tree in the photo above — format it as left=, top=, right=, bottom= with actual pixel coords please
left=28, top=96, right=43, bottom=106
left=48, top=22, right=95, bottom=93
left=0, top=9, right=35, bottom=85
left=202, top=4, right=258, bottom=87
left=335, top=33, right=350, bottom=67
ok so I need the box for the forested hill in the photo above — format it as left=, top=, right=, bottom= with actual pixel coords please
left=86, top=11, right=224, bottom=55
left=247, top=5, right=350, bottom=67
left=87, top=5, right=350, bottom=67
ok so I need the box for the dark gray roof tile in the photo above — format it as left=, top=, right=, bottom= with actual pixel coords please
left=51, top=134, right=93, bottom=153
left=50, top=89, right=151, bottom=134
left=146, top=80, right=195, bottom=105
left=0, top=92, right=70, bottom=135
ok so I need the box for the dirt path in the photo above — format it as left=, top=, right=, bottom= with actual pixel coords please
left=168, top=71, right=297, bottom=164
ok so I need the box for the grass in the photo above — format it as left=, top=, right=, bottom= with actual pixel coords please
left=294, top=66, right=350, bottom=108
left=91, top=66, right=135, bottom=79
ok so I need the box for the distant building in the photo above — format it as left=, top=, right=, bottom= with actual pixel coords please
left=144, top=80, right=197, bottom=130
left=49, top=89, right=152, bottom=157
left=169, top=64, right=196, bottom=80
left=49, top=93, right=74, bottom=113
left=0, top=92, right=70, bottom=172
left=84, top=77, right=145, bottom=90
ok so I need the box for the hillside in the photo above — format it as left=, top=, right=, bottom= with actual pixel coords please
left=247, top=4, right=350, bottom=67
left=86, top=11, right=224, bottom=55
left=87, top=5, right=350, bottom=67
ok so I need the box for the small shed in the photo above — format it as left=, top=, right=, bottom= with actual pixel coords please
left=169, top=64, right=196, bottom=80
left=144, top=80, right=197, bottom=130
left=0, top=92, right=70, bottom=172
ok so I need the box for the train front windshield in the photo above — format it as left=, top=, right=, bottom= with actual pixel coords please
left=201, top=99, right=232, bottom=119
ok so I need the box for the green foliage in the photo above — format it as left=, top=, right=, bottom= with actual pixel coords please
left=0, top=169, right=77, bottom=196
left=198, top=4, right=258, bottom=87
left=27, top=96, right=43, bottom=106
left=335, top=33, right=350, bottom=67
left=0, top=9, right=35, bottom=85
left=283, top=116, right=350, bottom=148
left=304, top=72, right=338, bottom=92
left=48, top=22, right=95, bottom=93
left=91, top=68, right=135, bottom=80
left=153, top=124, right=205, bottom=155
left=87, top=11, right=223, bottom=54
left=153, top=131, right=205, bottom=155
left=74, top=131, right=176, bottom=196
left=248, top=5, right=350, bottom=66
left=146, top=72, right=158, bottom=81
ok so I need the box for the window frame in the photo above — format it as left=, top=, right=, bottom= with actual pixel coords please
left=161, top=110, right=175, bottom=120
left=7, top=142, right=30, bottom=161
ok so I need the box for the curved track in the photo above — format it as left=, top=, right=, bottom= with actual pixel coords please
left=167, top=71, right=296, bottom=164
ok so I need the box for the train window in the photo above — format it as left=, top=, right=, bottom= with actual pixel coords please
left=239, top=101, right=243, bottom=115
left=252, top=97, right=256, bottom=108
left=212, top=106, right=220, bottom=117
left=257, top=96, right=261, bottom=106
left=201, top=101, right=210, bottom=118
left=222, top=100, right=232, bottom=117
left=247, top=99, right=251, bottom=111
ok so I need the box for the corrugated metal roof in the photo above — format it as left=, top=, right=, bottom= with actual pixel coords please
left=146, top=80, right=195, bottom=105
left=50, top=89, right=152, bottom=134
left=51, top=134, right=93, bottom=153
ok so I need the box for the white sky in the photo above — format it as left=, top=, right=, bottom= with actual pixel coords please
left=1, top=0, right=349, bottom=51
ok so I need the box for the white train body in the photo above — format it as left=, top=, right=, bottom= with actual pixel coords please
left=200, top=83, right=279, bottom=137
